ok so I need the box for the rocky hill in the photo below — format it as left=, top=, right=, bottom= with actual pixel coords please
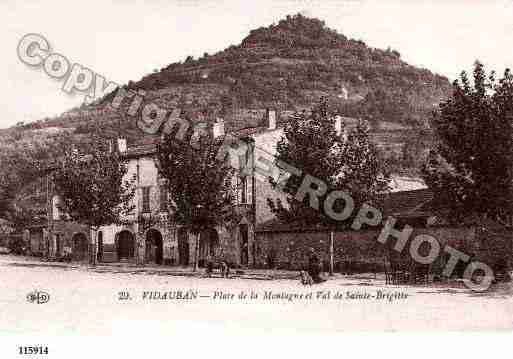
left=128, top=15, right=450, bottom=121
left=2, top=14, right=453, bottom=173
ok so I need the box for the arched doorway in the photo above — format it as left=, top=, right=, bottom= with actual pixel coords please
left=240, top=224, right=249, bottom=266
left=97, top=231, right=103, bottom=262
left=72, top=233, right=88, bottom=261
left=198, top=228, right=219, bottom=267
left=145, top=229, right=163, bottom=265
left=177, top=228, right=189, bottom=266
left=116, top=230, right=135, bottom=260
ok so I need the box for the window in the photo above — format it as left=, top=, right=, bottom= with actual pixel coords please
left=240, top=176, right=247, bottom=204
left=159, top=186, right=168, bottom=212
left=142, top=187, right=151, bottom=213
left=52, top=195, right=61, bottom=220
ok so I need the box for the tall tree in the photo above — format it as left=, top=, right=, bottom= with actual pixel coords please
left=268, top=98, right=390, bottom=228
left=422, top=62, right=513, bottom=224
left=156, top=127, right=236, bottom=270
left=0, top=136, right=61, bottom=223
left=51, top=140, right=136, bottom=264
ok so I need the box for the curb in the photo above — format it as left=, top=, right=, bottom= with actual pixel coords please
left=5, top=260, right=299, bottom=281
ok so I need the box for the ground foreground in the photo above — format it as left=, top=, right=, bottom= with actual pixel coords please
left=1, top=255, right=512, bottom=333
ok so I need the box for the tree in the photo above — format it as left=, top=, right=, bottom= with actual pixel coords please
left=0, top=218, right=14, bottom=239
left=267, top=97, right=390, bottom=228
left=0, top=137, right=60, bottom=224
left=51, top=140, right=136, bottom=264
left=156, top=127, right=236, bottom=271
left=422, top=62, right=513, bottom=224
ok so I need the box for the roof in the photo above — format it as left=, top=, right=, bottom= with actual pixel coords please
left=0, top=218, right=13, bottom=226
left=231, top=126, right=269, bottom=138
left=122, top=126, right=277, bottom=159
left=382, top=188, right=433, bottom=217
left=123, top=143, right=157, bottom=159
left=256, top=188, right=435, bottom=232
left=257, top=218, right=332, bottom=233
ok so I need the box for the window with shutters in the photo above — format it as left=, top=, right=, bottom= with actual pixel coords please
left=159, top=186, right=168, bottom=212
left=142, top=187, right=151, bottom=213
left=237, top=176, right=248, bottom=204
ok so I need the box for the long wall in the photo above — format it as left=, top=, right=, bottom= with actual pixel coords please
left=254, top=226, right=478, bottom=272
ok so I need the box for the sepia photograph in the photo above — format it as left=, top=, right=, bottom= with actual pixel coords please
left=1, top=0, right=513, bottom=357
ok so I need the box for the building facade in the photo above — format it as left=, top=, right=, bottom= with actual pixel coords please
left=28, top=109, right=429, bottom=268
left=95, top=135, right=257, bottom=268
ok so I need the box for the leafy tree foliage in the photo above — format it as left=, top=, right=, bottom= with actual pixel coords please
left=156, top=128, right=236, bottom=235
left=422, top=62, right=513, bottom=223
left=51, top=140, right=136, bottom=229
left=268, top=98, right=390, bottom=228
left=339, top=88, right=413, bottom=125
left=129, top=14, right=450, bottom=126
left=0, top=135, right=65, bottom=225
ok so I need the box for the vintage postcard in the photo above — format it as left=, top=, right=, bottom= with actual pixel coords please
left=1, top=0, right=513, bottom=356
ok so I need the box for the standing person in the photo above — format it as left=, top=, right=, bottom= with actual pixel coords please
left=308, top=252, right=325, bottom=283
left=221, top=260, right=230, bottom=278
left=204, top=252, right=214, bottom=277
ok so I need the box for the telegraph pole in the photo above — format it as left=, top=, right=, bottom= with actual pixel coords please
left=329, top=230, right=334, bottom=276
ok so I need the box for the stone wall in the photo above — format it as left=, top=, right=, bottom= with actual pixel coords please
left=255, top=226, right=480, bottom=272
left=254, top=229, right=383, bottom=271
left=28, top=227, right=44, bottom=255
left=49, top=220, right=91, bottom=260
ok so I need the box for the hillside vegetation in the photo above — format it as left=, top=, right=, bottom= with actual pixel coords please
left=1, top=14, right=452, bottom=175
left=128, top=14, right=451, bottom=125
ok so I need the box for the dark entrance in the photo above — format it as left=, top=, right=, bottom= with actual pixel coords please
left=116, top=230, right=135, bottom=260
left=198, top=228, right=219, bottom=267
left=97, top=231, right=103, bottom=262
left=240, top=224, right=249, bottom=266
left=72, top=233, right=88, bottom=261
left=55, top=234, right=62, bottom=257
left=177, top=228, right=189, bottom=266
left=145, top=229, right=164, bottom=265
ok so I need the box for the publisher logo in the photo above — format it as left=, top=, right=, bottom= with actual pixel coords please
left=26, top=291, right=50, bottom=304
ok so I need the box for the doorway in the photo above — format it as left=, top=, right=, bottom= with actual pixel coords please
left=177, top=228, right=189, bottom=266
left=72, top=233, right=88, bottom=261
left=97, top=231, right=103, bottom=262
left=198, top=228, right=219, bottom=267
left=240, top=224, right=249, bottom=266
left=116, top=230, right=135, bottom=260
left=145, top=229, right=164, bottom=265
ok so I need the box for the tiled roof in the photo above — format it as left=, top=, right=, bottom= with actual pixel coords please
left=382, top=188, right=433, bottom=217
left=231, top=126, right=269, bottom=138
left=123, top=143, right=157, bottom=158
left=0, top=218, right=13, bottom=226
left=257, top=218, right=331, bottom=232
left=123, top=126, right=277, bottom=158
left=256, top=189, right=435, bottom=232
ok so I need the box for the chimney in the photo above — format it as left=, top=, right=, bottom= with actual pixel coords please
left=339, top=86, right=348, bottom=100
left=117, top=138, right=127, bottom=153
left=266, top=108, right=277, bottom=130
left=213, top=118, right=225, bottom=138
left=334, top=115, right=343, bottom=136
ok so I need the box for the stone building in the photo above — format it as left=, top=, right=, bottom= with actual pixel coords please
left=254, top=188, right=512, bottom=275
left=95, top=134, right=257, bottom=267
left=14, top=174, right=91, bottom=261
left=94, top=109, right=293, bottom=267
left=24, top=109, right=429, bottom=268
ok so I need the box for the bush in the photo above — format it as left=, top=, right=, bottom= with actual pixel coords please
left=8, top=236, right=27, bottom=255
left=337, top=260, right=384, bottom=274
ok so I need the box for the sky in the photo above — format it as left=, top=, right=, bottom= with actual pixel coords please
left=1, top=0, right=513, bottom=129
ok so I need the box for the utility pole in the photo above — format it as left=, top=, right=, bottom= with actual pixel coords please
left=193, top=204, right=203, bottom=272
left=193, top=232, right=200, bottom=272
left=91, top=228, right=97, bottom=266
left=329, top=230, right=334, bottom=276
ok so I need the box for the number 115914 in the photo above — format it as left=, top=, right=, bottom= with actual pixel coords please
left=19, top=346, right=49, bottom=355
